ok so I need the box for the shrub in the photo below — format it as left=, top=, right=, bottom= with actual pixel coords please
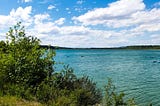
left=103, top=78, right=136, bottom=106
left=36, top=66, right=102, bottom=105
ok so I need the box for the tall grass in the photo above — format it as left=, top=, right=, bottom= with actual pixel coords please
left=0, top=96, right=43, bottom=106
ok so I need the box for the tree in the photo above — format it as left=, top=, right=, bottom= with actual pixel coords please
left=0, top=22, right=55, bottom=96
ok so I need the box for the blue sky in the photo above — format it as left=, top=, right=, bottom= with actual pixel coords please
left=0, top=0, right=160, bottom=47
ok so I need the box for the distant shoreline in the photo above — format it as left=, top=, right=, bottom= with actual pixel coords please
left=41, top=45, right=160, bottom=50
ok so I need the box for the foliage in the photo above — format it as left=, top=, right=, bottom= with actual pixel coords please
left=104, top=78, right=136, bottom=106
left=0, top=95, right=43, bottom=106
left=0, top=22, right=55, bottom=97
left=36, top=66, right=102, bottom=106
left=0, top=23, right=102, bottom=106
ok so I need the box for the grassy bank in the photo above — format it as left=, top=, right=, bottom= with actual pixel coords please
left=0, top=96, right=43, bottom=106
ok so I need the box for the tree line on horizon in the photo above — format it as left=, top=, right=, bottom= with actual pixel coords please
left=40, top=45, right=160, bottom=50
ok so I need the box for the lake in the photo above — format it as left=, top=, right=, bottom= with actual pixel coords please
left=55, top=49, right=160, bottom=105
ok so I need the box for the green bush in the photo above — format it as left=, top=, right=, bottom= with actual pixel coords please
left=36, top=80, right=56, bottom=104
left=36, top=66, right=102, bottom=105
left=2, top=83, right=34, bottom=101
left=103, top=78, right=136, bottom=106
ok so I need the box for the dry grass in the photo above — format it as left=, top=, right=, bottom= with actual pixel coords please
left=0, top=96, right=43, bottom=106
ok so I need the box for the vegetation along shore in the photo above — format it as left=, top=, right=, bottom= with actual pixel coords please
left=0, top=23, right=155, bottom=105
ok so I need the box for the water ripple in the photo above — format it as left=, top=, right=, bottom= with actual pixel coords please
left=55, top=49, right=160, bottom=105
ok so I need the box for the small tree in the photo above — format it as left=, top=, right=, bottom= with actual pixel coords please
left=0, top=22, right=55, bottom=96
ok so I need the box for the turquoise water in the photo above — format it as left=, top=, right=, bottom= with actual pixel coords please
left=55, top=49, right=160, bottom=105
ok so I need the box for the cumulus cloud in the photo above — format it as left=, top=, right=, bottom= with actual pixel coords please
left=1, top=0, right=160, bottom=48
left=10, top=6, right=32, bottom=21
left=71, top=0, right=160, bottom=47
left=34, top=13, right=50, bottom=24
left=132, top=23, right=160, bottom=32
left=29, top=16, right=124, bottom=47
left=60, top=26, right=90, bottom=35
left=49, top=26, right=129, bottom=47
left=0, top=6, right=32, bottom=29
left=48, top=5, right=56, bottom=10
left=33, top=23, right=60, bottom=35
left=73, top=0, right=148, bottom=27
left=54, top=18, right=65, bottom=25
left=32, top=14, right=60, bottom=37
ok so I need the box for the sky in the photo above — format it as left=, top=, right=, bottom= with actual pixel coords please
left=0, top=0, right=160, bottom=48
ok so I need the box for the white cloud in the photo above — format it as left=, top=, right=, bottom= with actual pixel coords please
left=34, top=13, right=50, bottom=24
left=28, top=17, right=125, bottom=47
left=50, top=29, right=128, bottom=48
left=22, top=0, right=32, bottom=3
left=33, top=23, right=60, bottom=34
left=10, top=6, right=32, bottom=21
left=73, top=0, right=146, bottom=27
left=54, top=18, right=65, bottom=25
left=71, top=0, right=160, bottom=47
left=0, top=6, right=32, bottom=29
left=132, top=23, right=160, bottom=32
left=60, top=26, right=90, bottom=35
left=32, top=14, right=61, bottom=36
left=48, top=5, right=56, bottom=10
left=1, top=1, right=160, bottom=48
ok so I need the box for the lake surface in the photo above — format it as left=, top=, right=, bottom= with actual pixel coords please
left=55, top=49, right=160, bottom=105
